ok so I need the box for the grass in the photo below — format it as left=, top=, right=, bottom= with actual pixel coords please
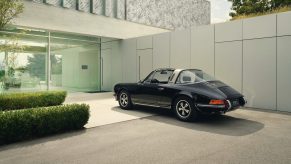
left=231, top=6, right=291, bottom=20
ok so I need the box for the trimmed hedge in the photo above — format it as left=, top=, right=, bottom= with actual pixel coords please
left=0, top=91, right=67, bottom=111
left=0, top=104, right=90, bottom=145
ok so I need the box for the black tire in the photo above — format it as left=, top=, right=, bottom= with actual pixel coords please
left=118, top=90, right=132, bottom=110
left=173, top=96, right=198, bottom=121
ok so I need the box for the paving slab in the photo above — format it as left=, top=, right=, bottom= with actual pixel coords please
left=65, top=92, right=156, bottom=128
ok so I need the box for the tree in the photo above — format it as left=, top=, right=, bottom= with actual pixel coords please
left=0, top=0, right=24, bottom=29
left=26, top=54, right=62, bottom=81
left=0, top=0, right=24, bottom=53
left=271, top=0, right=291, bottom=8
left=228, top=0, right=291, bottom=17
left=229, top=0, right=270, bottom=17
left=0, top=0, right=24, bottom=88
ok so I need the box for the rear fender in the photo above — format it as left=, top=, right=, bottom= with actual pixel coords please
left=171, top=91, right=197, bottom=108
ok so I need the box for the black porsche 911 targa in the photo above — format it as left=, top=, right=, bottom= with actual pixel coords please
left=114, top=68, right=246, bottom=121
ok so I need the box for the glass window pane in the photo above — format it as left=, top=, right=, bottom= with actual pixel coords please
left=0, top=30, right=48, bottom=93
left=50, top=32, right=101, bottom=92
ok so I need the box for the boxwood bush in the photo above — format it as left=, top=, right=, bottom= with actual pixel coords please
left=0, top=104, right=89, bottom=145
left=0, top=91, right=67, bottom=111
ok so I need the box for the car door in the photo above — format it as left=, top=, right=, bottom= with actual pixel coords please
left=137, top=70, right=173, bottom=106
left=137, top=82, right=160, bottom=105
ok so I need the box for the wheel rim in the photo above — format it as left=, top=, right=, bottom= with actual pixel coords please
left=120, top=93, right=129, bottom=107
left=176, top=100, right=191, bottom=118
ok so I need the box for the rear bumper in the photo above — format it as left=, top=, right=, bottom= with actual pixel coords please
left=196, top=97, right=246, bottom=114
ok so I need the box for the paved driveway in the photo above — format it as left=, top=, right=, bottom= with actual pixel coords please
left=1, top=93, right=291, bottom=164
left=65, top=92, right=157, bottom=128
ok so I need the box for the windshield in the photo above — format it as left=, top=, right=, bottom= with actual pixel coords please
left=176, top=70, right=216, bottom=84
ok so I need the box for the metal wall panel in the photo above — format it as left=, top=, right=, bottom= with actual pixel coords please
left=91, top=0, right=104, bottom=15
left=215, top=20, right=242, bottom=42
left=243, top=15, right=276, bottom=39
left=170, top=29, right=191, bottom=69
left=44, top=0, right=62, bottom=6
left=153, top=33, right=170, bottom=69
left=277, top=11, right=291, bottom=36
left=32, top=0, right=44, bottom=3
left=215, top=41, right=242, bottom=92
left=243, top=38, right=276, bottom=110
left=63, top=0, right=77, bottom=9
left=191, top=25, right=214, bottom=76
left=105, top=0, right=114, bottom=17
left=117, top=0, right=125, bottom=19
left=77, top=0, right=91, bottom=12
left=121, top=38, right=137, bottom=82
left=277, top=36, right=291, bottom=112
left=137, top=35, right=153, bottom=50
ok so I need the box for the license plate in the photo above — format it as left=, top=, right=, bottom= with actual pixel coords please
left=232, top=100, right=239, bottom=106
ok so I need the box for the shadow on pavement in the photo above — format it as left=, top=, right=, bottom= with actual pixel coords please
left=112, top=105, right=265, bottom=137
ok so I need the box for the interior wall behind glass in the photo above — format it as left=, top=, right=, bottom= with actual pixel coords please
left=0, top=31, right=47, bottom=93
left=51, top=35, right=101, bottom=92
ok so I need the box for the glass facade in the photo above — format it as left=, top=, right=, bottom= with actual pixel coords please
left=0, top=27, right=101, bottom=93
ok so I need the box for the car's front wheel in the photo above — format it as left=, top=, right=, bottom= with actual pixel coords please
left=173, top=97, right=198, bottom=121
left=118, top=90, right=132, bottom=110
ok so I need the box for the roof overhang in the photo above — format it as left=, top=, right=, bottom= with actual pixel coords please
left=13, top=1, right=169, bottom=39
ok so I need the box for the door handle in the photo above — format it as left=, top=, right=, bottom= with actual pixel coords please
left=158, top=87, right=164, bottom=91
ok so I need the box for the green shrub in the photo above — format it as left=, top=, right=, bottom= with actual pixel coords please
left=0, top=91, right=67, bottom=111
left=0, top=104, right=90, bottom=145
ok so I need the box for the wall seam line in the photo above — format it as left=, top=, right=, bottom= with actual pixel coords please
left=214, top=25, right=216, bottom=77
left=241, top=20, right=244, bottom=94
left=275, top=14, right=278, bottom=111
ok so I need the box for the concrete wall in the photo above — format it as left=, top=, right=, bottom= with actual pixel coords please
left=18, top=1, right=169, bottom=39
left=126, top=0, right=210, bottom=30
left=30, top=0, right=210, bottom=30
left=113, top=11, right=291, bottom=112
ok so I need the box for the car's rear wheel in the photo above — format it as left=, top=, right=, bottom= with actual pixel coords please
left=118, top=90, right=132, bottom=110
left=173, top=96, right=198, bottom=121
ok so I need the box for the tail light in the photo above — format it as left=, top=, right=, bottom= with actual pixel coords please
left=209, top=100, right=225, bottom=105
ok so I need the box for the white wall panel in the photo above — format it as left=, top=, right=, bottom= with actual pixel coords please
left=277, top=36, right=291, bottom=112
left=243, top=15, right=276, bottom=39
left=191, top=25, right=214, bottom=76
left=215, top=41, right=242, bottom=92
left=101, top=42, right=112, bottom=50
left=111, top=41, right=123, bottom=88
left=170, top=29, right=191, bottom=69
left=137, top=49, right=153, bottom=80
left=121, top=38, right=137, bottom=82
left=243, top=38, right=276, bottom=110
left=137, top=35, right=153, bottom=49
left=215, top=20, right=242, bottom=42
left=153, top=33, right=170, bottom=69
left=277, top=11, right=291, bottom=36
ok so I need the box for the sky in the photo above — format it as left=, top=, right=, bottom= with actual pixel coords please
left=208, top=0, right=232, bottom=24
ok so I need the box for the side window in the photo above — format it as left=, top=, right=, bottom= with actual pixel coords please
left=152, top=70, right=173, bottom=83
left=176, top=71, right=196, bottom=84
left=143, top=72, right=154, bottom=83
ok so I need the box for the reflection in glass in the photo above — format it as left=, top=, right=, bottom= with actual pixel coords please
left=0, top=30, right=47, bottom=93
left=50, top=32, right=101, bottom=92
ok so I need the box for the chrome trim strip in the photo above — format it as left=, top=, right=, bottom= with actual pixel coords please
left=196, top=104, right=226, bottom=108
left=133, top=102, right=171, bottom=109
left=226, top=100, right=232, bottom=110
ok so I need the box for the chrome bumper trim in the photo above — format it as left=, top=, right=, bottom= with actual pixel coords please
left=196, top=104, right=226, bottom=108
